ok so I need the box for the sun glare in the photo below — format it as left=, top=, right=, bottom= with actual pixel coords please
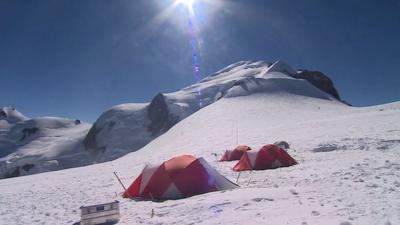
left=176, top=0, right=196, bottom=14
left=176, top=0, right=196, bottom=8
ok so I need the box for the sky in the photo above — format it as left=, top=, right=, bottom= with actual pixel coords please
left=1, top=0, right=399, bottom=122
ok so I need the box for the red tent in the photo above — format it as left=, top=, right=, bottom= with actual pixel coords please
left=233, top=144, right=297, bottom=171
left=123, top=155, right=238, bottom=200
left=219, top=145, right=252, bottom=161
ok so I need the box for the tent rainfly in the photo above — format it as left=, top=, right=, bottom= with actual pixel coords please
left=219, top=145, right=252, bottom=161
left=233, top=144, right=297, bottom=171
left=123, top=155, right=238, bottom=200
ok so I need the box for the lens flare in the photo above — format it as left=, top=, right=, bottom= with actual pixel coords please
left=176, top=0, right=196, bottom=15
left=172, top=0, right=204, bottom=107
left=176, top=0, right=196, bottom=8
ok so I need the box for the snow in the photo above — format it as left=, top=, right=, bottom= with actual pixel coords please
left=85, top=103, right=152, bottom=161
left=0, top=116, right=91, bottom=177
left=0, top=61, right=399, bottom=224
left=76, top=60, right=285, bottom=166
left=0, top=107, right=28, bottom=123
left=0, top=60, right=338, bottom=178
left=0, top=84, right=399, bottom=224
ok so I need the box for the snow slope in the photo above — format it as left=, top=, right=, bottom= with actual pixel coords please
left=0, top=60, right=344, bottom=178
left=0, top=67, right=399, bottom=224
left=81, top=60, right=339, bottom=161
left=0, top=107, right=27, bottom=123
left=81, top=61, right=277, bottom=160
left=0, top=112, right=91, bottom=178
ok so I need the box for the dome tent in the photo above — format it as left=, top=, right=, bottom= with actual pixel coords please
left=233, top=144, right=297, bottom=171
left=123, top=155, right=238, bottom=200
left=219, top=145, right=252, bottom=161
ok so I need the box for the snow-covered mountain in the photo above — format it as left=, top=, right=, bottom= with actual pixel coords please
left=0, top=60, right=344, bottom=179
left=0, top=106, right=27, bottom=123
left=82, top=60, right=343, bottom=160
left=0, top=110, right=91, bottom=178
left=0, top=60, right=398, bottom=224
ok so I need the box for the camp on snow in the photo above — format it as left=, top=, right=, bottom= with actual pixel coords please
left=123, top=155, right=238, bottom=200
left=233, top=144, right=297, bottom=171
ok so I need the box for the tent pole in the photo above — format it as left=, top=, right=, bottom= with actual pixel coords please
left=113, top=172, right=132, bottom=198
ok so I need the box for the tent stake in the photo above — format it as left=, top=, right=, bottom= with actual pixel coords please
left=236, top=172, right=241, bottom=183
left=247, top=177, right=251, bottom=186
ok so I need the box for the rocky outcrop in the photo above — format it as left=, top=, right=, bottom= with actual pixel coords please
left=83, top=124, right=101, bottom=151
left=294, top=70, right=341, bottom=100
left=0, top=110, right=7, bottom=119
left=2, top=166, right=20, bottom=179
left=147, top=93, right=179, bottom=137
left=20, top=127, right=39, bottom=141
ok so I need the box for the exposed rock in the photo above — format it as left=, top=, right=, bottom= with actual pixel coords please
left=3, top=166, right=20, bottom=179
left=83, top=124, right=100, bottom=150
left=294, top=70, right=341, bottom=100
left=0, top=110, right=7, bottom=119
left=20, top=127, right=39, bottom=141
left=22, top=164, right=35, bottom=172
left=147, top=93, right=179, bottom=137
left=108, top=121, right=116, bottom=131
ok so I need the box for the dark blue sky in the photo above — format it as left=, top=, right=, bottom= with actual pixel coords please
left=1, top=0, right=399, bottom=122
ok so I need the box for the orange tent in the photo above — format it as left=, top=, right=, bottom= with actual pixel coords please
left=219, top=145, right=252, bottom=161
left=123, top=155, right=238, bottom=200
left=233, top=144, right=297, bottom=171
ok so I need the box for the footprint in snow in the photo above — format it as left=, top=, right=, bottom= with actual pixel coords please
left=209, top=203, right=230, bottom=214
left=366, top=183, right=379, bottom=188
left=252, top=197, right=274, bottom=202
left=157, top=202, right=183, bottom=209
left=312, top=143, right=338, bottom=153
left=340, top=222, right=352, bottom=225
left=234, top=202, right=250, bottom=210
left=311, top=210, right=320, bottom=216
left=155, top=211, right=169, bottom=217
left=209, top=202, right=231, bottom=208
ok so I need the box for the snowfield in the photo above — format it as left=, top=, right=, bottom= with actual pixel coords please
left=0, top=61, right=399, bottom=225
left=0, top=92, right=399, bottom=224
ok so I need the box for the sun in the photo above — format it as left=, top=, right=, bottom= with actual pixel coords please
left=176, top=0, right=196, bottom=8
left=175, top=0, right=196, bottom=14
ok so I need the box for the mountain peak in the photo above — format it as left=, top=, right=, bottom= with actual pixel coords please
left=267, top=60, right=298, bottom=76
left=0, top=106, right=28, bottom=123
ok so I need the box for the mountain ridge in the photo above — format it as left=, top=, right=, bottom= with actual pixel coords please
left=0, top=60, right=344, bottom=178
